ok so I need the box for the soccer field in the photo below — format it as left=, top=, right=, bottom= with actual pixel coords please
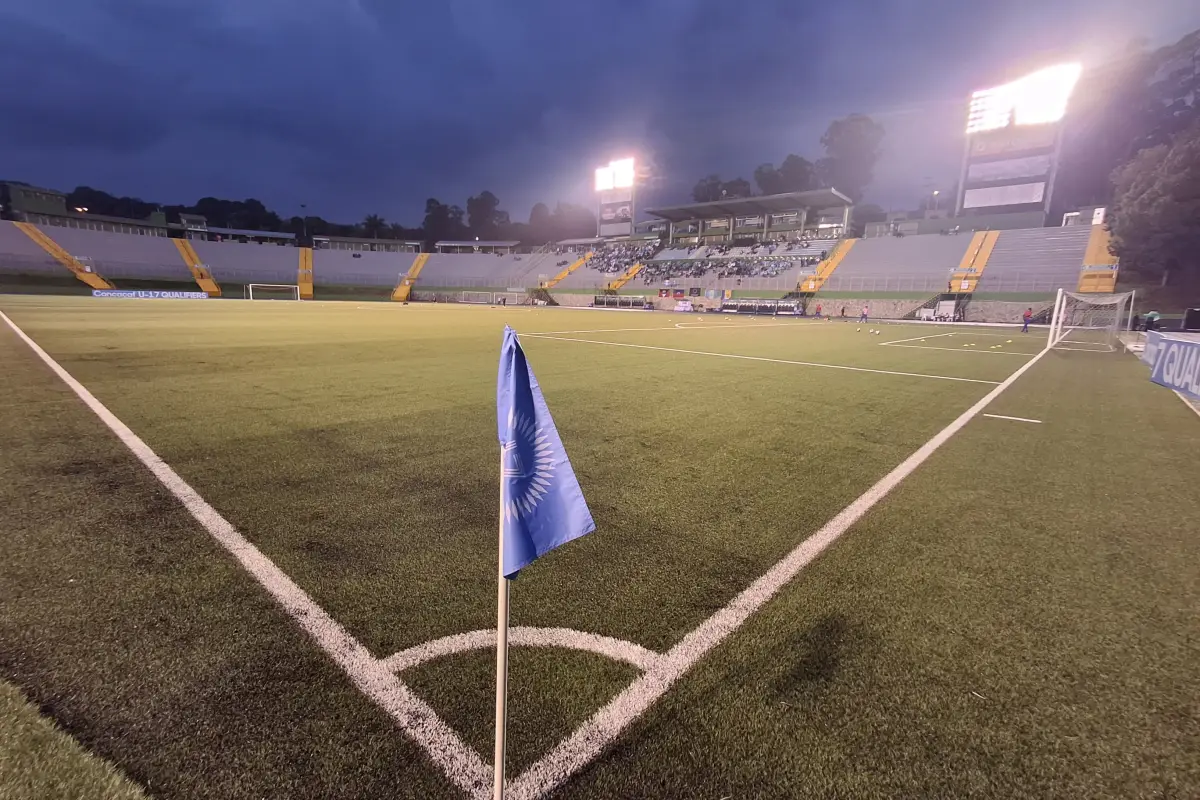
left=1, top=295, right=1198, bottom=799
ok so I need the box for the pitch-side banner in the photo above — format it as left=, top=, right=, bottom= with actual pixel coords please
left=93, top=289, right=209, bottom=300
left=1144, top=332, right=1200, bottom=400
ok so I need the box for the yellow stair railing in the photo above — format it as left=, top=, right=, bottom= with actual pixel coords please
left=543, top=252, right=593, bottom=288
left=297, top=247, right=314, bottom=299
left=1077, top=225, right=1119, bottom=293
left=392, top=252, right=430, bottom=301
left=15, top=222, right=113, bottom=289
left=607, top=263, right=643, bottom=290
left=948, top=230, right=999, bottom=293
left=172, top=238, right=222, bottom=296
left=796, top=238, right=855, bottom=293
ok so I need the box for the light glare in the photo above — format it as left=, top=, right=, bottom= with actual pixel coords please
left=966, top=63, right=1082, bottom=134
left=611, top=158, right=635, bottom=188
left=595, top=167, right=614, bottom=191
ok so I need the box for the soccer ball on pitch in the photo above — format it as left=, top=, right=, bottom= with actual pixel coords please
left=874, top=331, right=881, bottom=335
left=856, top=328, right=861, bottom=331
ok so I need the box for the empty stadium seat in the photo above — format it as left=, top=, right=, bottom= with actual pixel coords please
left=973, top=227, right=1093, bottom=293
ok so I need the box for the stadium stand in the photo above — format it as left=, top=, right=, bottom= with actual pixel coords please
left=417, top=253, right=538, bottom=289
left=36, top=225, right=187, bottom=281
left=13, top=224, right=114, bottom=288
left=0, top=221, right=61, bottom=275
left=311, top=248, right=418, bottom=287
left=191, top=239, right=302, bottom=285
left=973, top=226, right=1093, bottom=293
left=820, top=233, right=974, bottom=293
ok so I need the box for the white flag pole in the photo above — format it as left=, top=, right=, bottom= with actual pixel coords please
left=493, top=454, right=511, bottom=800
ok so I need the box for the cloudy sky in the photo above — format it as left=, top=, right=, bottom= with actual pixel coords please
left=2, top=0, right=1197, bottom=225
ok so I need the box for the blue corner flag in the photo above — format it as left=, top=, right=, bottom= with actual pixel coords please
left=496, top=326, right=595, bottom=579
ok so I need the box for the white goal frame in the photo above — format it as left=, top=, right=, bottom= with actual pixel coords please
left=460, top=291, right=527, bottom=305
left=1047, top=288, right=1135, bottom=352
left=245, top=283, right=301, bottom=301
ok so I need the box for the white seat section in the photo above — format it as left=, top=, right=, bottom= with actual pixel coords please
left=191, top=239, right=297, bottom=284
left=0, top=221, right=60, bottom=274
left=974, top=226, right=1092, bottom=293
left=418, top=254, right=539, bottom=289
left=822, top=233, right=972, bottom=292
left=34, top=225, right=190, bottom=281
left=313, top=249, right=417, bottom=287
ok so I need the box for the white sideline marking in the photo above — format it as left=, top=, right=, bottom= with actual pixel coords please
left=882, top=343, right=1033, bottom=357
left=524, top=334, right=1001, bottom=385
left=982, top=413, right=1042, bottom=424
left=382, top=628, right=662, bottom=674
left=507, top=341, right=1055, bottom=800
left=0, top=310, right=492, bottom=799
left=1174, top=391, right=1200, bottom=420
left=881, top=332, right=956, bottom=345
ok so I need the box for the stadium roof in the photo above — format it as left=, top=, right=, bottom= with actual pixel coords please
left=556, top=237, right=603, bottom=245
left=435, top=240, right=520, bottom=247
left=646, top=188, right=853, bottom=223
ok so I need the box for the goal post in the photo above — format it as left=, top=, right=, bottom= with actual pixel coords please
left=460, top=291, right=528, bottom=305
left=1048, top=288, right=1134, bottom=351
left=245, top=284, right=301, bottom=301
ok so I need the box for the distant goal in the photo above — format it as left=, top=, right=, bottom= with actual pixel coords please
left=1047, top=289, right=1134, bottom=352
left=460, top=291, right=526, bottom=306
left=245, top=284, right=301, bottom=301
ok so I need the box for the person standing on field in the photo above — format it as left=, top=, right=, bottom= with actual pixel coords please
left=1022, top=307, right=1032, bottom=333
left=859, top=305, right=869, bottom=323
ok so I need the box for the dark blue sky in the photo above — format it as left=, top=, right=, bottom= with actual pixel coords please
left=2, top=0, right=1197, bottom=224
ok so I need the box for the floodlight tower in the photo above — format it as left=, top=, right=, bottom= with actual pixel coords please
left=594, top=157, right=636, bottom=238
left=956, top=63, right=1082, bottom=218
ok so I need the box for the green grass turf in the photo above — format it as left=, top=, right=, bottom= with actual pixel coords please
left=0, top=679, right=147, bottom=800
left=0, top=294, right=1197, bottom=798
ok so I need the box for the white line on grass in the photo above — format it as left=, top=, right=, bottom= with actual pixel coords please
left=880, top=332, right=956, bottom=345
left=382, top=628, right=662, bottom=674
left=982, top=413, right=1043, bottom=424
left=524, top=334, right=1001, bottom=385
left=506, top=340, right=1056, bottom=800
left=0, top=310, right=493, bottom=799
left=882, top=343, right=1034, bottom=357
left=1174, top=391, right=1200, bottom=420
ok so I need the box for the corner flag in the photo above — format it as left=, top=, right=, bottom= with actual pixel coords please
left=496, top=326, right=595, bottom=578
left=494, top=326, right=596, bottom=799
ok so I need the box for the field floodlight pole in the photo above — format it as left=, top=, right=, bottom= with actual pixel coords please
left=493, top=459, right=511, bottom=800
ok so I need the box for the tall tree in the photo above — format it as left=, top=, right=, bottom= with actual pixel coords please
left=691, top=174, right=723, bottom=203
left=466, top=190, right=503, bottom=238
left=550, top=202, right=597, bottom=239
left=753, top=163, right=784, bottom=195
left=362, top=214, right=386, bottom=238
left=816, top=114, right=885, bottom=201
left=778, top=154, right=817, bottom=193
left=720, top=177, right=753, bottom=199
left=848, top=203, right=887, bottom=236
left=422, top=198, right=468, bottom=243
left=1108, top=123, right=1200, bottom=287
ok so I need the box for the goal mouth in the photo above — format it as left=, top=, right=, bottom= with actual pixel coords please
left=244, top=284, right=301, bottom=301
left=1047, top=289, right=1135, bottom=352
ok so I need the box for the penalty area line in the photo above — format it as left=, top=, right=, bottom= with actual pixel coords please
left=523, top=333, right=1000, bottom=385
left=508, top=341, right=1056, bottom=800
left=0, top=310, right=492, bottom=799
left=982, top=413, right=1043, bottom=424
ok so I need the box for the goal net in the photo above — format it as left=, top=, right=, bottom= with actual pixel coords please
left=245, top=284, right=301, bottom=301
left=1047, top=289, right=1134, bottom=352
left=459, top=291, right=525, bottom=305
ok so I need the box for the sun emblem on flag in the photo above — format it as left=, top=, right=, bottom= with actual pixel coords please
left=501, top=410, right=556, bottom=521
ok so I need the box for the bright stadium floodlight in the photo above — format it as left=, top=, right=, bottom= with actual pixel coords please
left=611, top=157, right=635, bottom=188
left=966, top=63, right=1082, bottom=134
left=595, top=166, right=614, bottom=192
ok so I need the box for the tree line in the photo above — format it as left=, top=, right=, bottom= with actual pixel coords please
left=689, top=114, right=886, bottom=205
left=56, top=186, right=600, bottom=247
